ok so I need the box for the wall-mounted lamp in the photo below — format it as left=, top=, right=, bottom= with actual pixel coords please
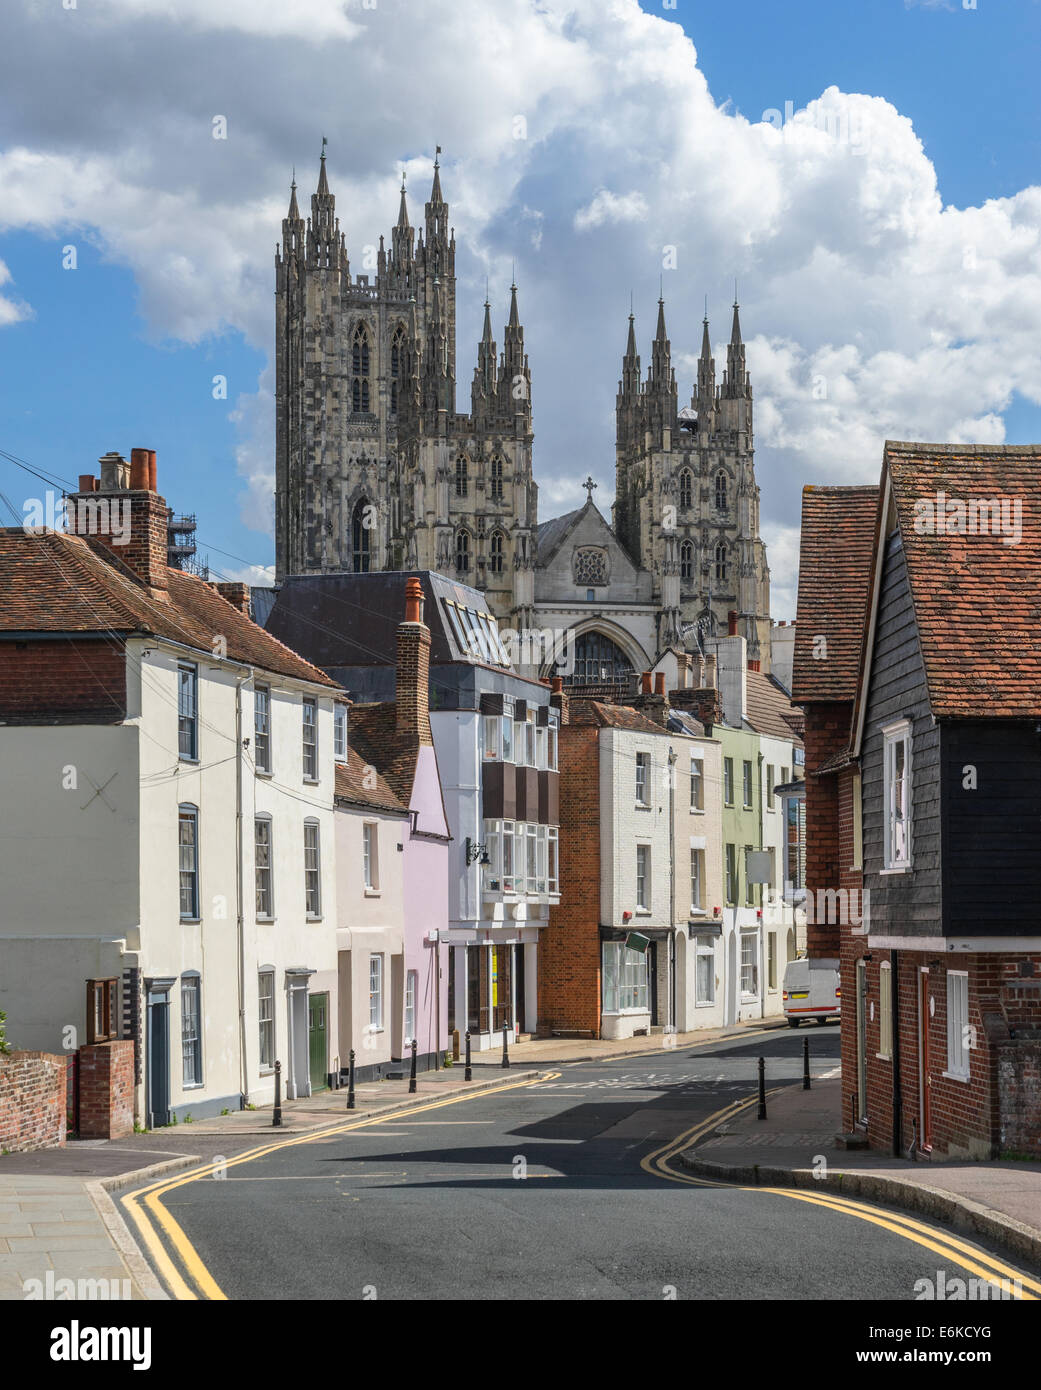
left=465, top=837, right=490, bottom=866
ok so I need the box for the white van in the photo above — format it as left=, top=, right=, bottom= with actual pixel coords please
left=782, top=958, right=840, bottom=1027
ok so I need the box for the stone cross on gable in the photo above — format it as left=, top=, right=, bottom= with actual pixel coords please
left=583, top=475, right=598, bottom=504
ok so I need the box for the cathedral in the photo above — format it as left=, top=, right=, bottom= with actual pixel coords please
left=274, top=152, right=772, bottom=683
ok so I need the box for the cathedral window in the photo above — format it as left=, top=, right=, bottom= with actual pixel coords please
left=679, top=469, right=693, bottom=509
left=456, top=457, right=469, bottom=497
left=715, top=470, right=728, bottom=512
left=714, top=542, right=727, bottom=582
left=489, top=531, right=505, bottom=574
left=352, top=323, right=372, bottom=414
left=490, top=455, right=504, bottom=500
left=352, top=499, right=372, bottom=573
left=390, top=324, right=407, bottom=415
left=573, top=548, right=608, bottom=588
left=680, top=540, right=694, bottom=581
left=557, top=632, right=634, bottom=688
left=456, top=529, right=471, bottom=573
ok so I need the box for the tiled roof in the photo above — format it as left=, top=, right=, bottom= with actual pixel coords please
left=568, top=699, right=668, bottom=734
left=745, top=670, right=804, bottom=746
left=791, top=485, right=879, bottom=704
left=886, top=442, right=1041, bottom=718
left=0, top=529, right=339, bottom=688
left=347, top=702, right=423, bottom=810
left=334, top=747, right=407, bottom=815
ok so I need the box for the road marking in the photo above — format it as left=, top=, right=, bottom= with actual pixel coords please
left=642, top=1092, right=1039, bottom=1300
left=121, top=1070, right=561, bottom=1300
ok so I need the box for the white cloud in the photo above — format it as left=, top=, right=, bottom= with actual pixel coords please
left=574, top=190, right=649, bottom=231
left=0, top=257, right=32, bottom=326
left=0, top=0, right=1038, bottom=585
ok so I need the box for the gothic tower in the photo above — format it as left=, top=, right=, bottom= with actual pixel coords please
left=613, top=297, right=771, bottom=666
left=274, top=149, right=536, bottom=628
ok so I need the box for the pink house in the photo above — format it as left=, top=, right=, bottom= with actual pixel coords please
left=348, top=579, right=451, bottom=1072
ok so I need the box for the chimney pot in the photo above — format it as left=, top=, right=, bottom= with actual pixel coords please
left=148, top=450, right=157, bottom=491
left=130, top=448, right=150, bottom=490
left=641, top=671, right=652, bottom=694
left=551, top=676, right=563, bottom=694
left=654, top=672, right=665, bottom=696
left=77, top=474, right=95, bottom=493
left=728, top=609, right=738, bottom=637
left=404, top=575, right=424, bottom=624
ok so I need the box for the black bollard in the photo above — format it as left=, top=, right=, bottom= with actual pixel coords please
left=501, top=1021, right=510, bottom=1069
left=464, top=1030, right=472, bottom=1082
left=346, top=1049, right=356, bottom=1110
left=757, top=1055, right=767, bottom=1120
left=409, top=1038, right=418, bottom=1093
left=803, top=1035, right=811, bottom=1091
left=272, top=1059, right=282, bottom=1127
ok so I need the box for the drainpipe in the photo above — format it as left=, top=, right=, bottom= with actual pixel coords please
left=668, top=745, right=677, bottom=1031
left=758, top=751, right=765, bottom=1020
left=235, top=670, right=250, bottom=1107
left=891, top=950, right=902, bottom=1156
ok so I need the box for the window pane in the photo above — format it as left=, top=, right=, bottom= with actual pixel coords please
left=255, top=818, right=272, bottom=917
left=181, top=977, right=201, bottom=1086
left=258, top=971, right=274, bottom=1069
left=179, top=810, right=198, bottom=918
left=254, top=686, right=271, bottom=772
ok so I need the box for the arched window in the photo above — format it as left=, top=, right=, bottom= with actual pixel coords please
left=490, top=455, right=504, bottom=501
left=455, top=457, right=469, bottom=497
left=390, top=324, right=406, bottom=415
left=715, top=470, right=727, bottom=512
left=680, top=540, right=694, bottom=581
left=352, top=499, right=372, bottom=573
left=489, top=531, right=505, bottom=574
left=352, top=323, right=372, bottom=414
left=455, top=529, right=471, bottom=573
left=679, top=468, right=693, bottom=509
left=714, top=542, right=727, bottom=582
left=556, top=631, right=634, bottom=688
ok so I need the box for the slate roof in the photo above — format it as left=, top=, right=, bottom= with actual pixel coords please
left=884, top=442, right=1041, bottom=719
left=0, top=529, right=338, bottom=688
left=791, top=485, right=879, bottom=704
left=745, top=670, right=805, bottom=746
left=334, top=746, right=408, bottom=816
left=535, top=507, right=584, bottom=563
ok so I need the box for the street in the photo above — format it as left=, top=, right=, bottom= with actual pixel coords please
left=122, top=1029, right=1040, bottom=1301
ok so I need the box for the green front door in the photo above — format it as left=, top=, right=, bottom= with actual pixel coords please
left=308, top=992, right=328, bottom=1094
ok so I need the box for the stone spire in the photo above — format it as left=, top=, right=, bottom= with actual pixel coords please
left=472, top=294, right=498, bottom=416
left=723, top=296, right=749, bottom=399
left=498, top=281, right=530, bottom=422
left=308, top=142, right=344, bottom=271
left=696, top=309, right=716, bottom=419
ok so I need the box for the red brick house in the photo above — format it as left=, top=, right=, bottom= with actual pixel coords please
left=796, top=444, right=1041, bottom=1159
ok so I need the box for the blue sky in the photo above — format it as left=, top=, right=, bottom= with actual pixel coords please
left=0, top=0, right=1038, bottom=609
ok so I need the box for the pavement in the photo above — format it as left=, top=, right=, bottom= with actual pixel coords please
left=682, top=1076, right=1041, bottom=1268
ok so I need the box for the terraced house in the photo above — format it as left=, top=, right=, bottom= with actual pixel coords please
left=0, top=450, right=343, bottom=1128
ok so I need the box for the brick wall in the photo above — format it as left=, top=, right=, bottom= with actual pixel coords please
left=0, top=638, right=126, bottom=721
left=77, top=1040, right=135, bottom=1140
left=840, top=945, right=1041, bottom=1159
left=538, top=725, right=602, bottom=1036
left=0, top=1051, right=67, bottom=1153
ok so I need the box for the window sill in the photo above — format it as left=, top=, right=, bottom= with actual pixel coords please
left=879, top=865, right=912, bottom=876
left=180, top=918, right=201, bottom=925
left=306, top=915, right=323, bottom=923
left=942, top=1069, right=970, bottom=1084
left=182, top=1083, right=205, bottom=1092
left=635, top=802, right=652, bottom=811
left=179, top=756, right=200, bottom=766
left=255, top=769, right=273, bottom=779
left=875, top=1053, right=892, bottom=1062
left=689, top=808, right=705, bottom=816
left=364, top=888, right=381, bottom=898
left=634, top=908, right=651, bottom=916
left=303, top=778, right=320, bottom=787
left=256, top=916, right=275, bottom=925
left=694, top=1000, right=716, bottom=1009
left=601, top=1009, right=650, bottom=1017
left=367, top=1027, right=384, bottom=1036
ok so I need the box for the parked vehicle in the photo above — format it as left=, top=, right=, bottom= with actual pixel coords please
left=782, top=958, right=840, bottom=1026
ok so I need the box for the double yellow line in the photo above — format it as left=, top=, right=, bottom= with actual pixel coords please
left=121, top=1071, right=558, bottom=1300
left=643, top=1094, right=1041, bottom=1300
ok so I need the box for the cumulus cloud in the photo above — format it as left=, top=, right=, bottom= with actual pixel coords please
left=0, top=0, right=1038, bottom=613
left=0, top=257, right=31, bottom=326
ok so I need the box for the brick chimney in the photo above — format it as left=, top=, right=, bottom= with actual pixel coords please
left=213, top=582, right=251, bottom=617
left=396, top=576, right=432, bottom=744
left=626, top=671, right=668, bottom=726
left=67, top=449, right=169, bottom=594
left=550, top=674, right=569, bottom=726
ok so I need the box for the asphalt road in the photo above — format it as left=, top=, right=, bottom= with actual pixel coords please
left=128, top=1028, right=1039, bottom=1301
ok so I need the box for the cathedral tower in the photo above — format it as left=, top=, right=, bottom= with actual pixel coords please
left=274, top=149, right=536, bottom=628
left=613, top=296, right=771, bottom=665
